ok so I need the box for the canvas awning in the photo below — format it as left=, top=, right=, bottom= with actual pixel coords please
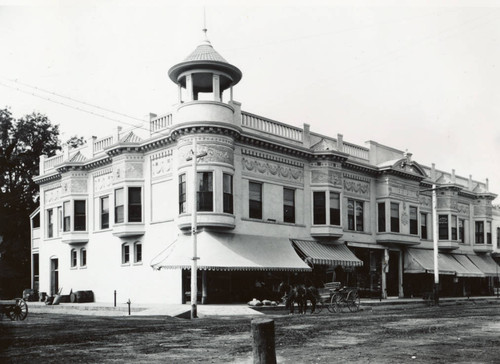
left=150, top=231, right=311, bottom=271
left=452, top=254, right=485, bottom=278
left=439, top=253, right=478, bottom=277
left=291, top=240, right=363, bottom=267
left=404, top=248, right=455, bottom=275
left=467, top=254, right=500, bottom=277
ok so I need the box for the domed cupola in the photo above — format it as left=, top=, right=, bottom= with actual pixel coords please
left=168, top=29, right=242, bottom=103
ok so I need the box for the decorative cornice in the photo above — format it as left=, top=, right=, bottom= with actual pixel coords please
left=241, top=148, right=304, bottom=167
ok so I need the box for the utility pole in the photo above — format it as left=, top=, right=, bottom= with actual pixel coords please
left=186, top=137, right=207, bottom=319
left=432, top=184, right=440, bottom=305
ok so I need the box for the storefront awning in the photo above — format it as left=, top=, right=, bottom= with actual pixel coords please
left=439, top=253, right=480, bottom=277
left=291, top=240, right=363, bottom=267
left=467, top=254, right=500, bottom=277
left=404, top=249, right=455, bottom=275
left=150, top=231, right=311, bottom=272
left=452, top=254, right=485, bottom=278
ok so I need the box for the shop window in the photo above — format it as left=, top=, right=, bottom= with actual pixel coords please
left=101, top=196, right=109, bottom=229
left=378, top=202, right=386, bottom=232
left=439, top=215, right=449, bottom=240
left=71, top=249, right=77, bottom=268
left=313, top=191, right=326, bottom=225
left=420, top=213, right=428, bottom=239
left=283, top=188, right=295, bottom=223
left=249, top=182, right=262, bottom=219
left=80, top=248, right=87, bottom=267
left=128, top=187, right=142, bottom=222
left=197, top=172, right=213, bottom=212
left=390, top=203, right=400, bottom=233
left=74, top=200, right=86, bottom=231
left=348, top=199, right=364, bottom=232
left=329, top=192, right=340, bottom=225
left=179, top=174, right=186, bottom=214
left=47, top=209, right=54, bottom=238
left=223, top=174, right=233, bottom=214
left=134, top=242, right=142, bottom=263
left=409, top=206, right=418, bottom=235
left=475, top=221, right=484, bottom=244
left=122, top=243, right=130, bottom=264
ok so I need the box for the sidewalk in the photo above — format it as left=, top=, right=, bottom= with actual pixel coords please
left=26, top=295, right=500, bottom=318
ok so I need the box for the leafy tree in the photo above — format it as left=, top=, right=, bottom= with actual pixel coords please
left=66, top=135, right=86, bottom=149
left=0, top=108, right=60, bottom=297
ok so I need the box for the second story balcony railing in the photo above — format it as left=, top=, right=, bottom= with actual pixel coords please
left=241, top=111, right=303, bottom=142
left=150, top=113, right=173, bottom=134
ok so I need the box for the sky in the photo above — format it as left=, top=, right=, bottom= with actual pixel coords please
left=1, top=0, right=499, bottom=202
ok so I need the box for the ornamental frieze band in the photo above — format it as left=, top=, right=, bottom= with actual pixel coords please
left=311, top=170, right=342, bottom=187
left=44, top=187, right=61, bottom=204
left=179, top=144, right=234, bottom=166
left=94, top=172, right=113, bottom=192
left=343, top=178, right=370, bottom=196
left=151, top=157, right=172, bottom=179
left=242, top=157, right=303, bottom=183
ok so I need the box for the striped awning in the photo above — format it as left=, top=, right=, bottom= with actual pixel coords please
left=404, top=249, right=456, bottom=275
left=291, top=240, right=363, bottom=267
left=467, top=254, right=500, bottom=277
left=453, top=254, right=485, bottom=277
left=151, top=232, right=311, bottom=272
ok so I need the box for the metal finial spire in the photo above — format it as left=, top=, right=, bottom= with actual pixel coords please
left=202, top=7, right=208, bottom=40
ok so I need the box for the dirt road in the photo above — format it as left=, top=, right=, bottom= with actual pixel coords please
left=1, top=302, right=499, bottom=363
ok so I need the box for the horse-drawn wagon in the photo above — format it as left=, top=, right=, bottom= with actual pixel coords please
left=0, top=298, right=28, bottom=321
left=317, top=282, right=360, bottom=313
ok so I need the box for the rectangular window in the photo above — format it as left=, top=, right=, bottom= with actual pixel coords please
left=283, top=188, right=295, bottom=223
left=459, top=219, right=465, bottom=244
left=179, top=174, right=186, bottom=214
left=348, top=199, right=364, bottom=232
left=33, top=213, right=40, bottom=228
left=57, top=206, right=62, bottom=234
left=378, top=202, right=386, bottom=232
left=249, top=182, right=262, bottom=219
left=475, top=221, right=484, bottom=244
left=122, top=244, right=130, bottom=264
left=115, top=188, right=124, bottom=223
left=329, top=192, right=340, bottom=225
left=390, top=203, right=400, bottom=233
left=409, top=206, right=418, bottom=235
left=134, top=243, right=142, bottom=263
left=47, top=209, right=54, bottom=238
left=71, top=249, right=77, bottom=268
left=63, top=201, right=71, bottom=232
left=487, top=221, right=492, bottom=245
left=101, top=196, right=109, bottom=229
left=420, top=213, right=428, bottom=240
left=223, top=174, right=233, bottom=214
left=74, top=200, right=86, bottom=231
left=197, top=172, right=213, bottom=212
left=451, top=215, right=457, bottom=240
left=439, top=215, right=449, bottom=240
left=313, top=191, right=326, bottom=225
left=497, top=227, right=500, bottom=248
left=128, top=187, right=142, bottom=222
left=80, top=248, right=87, bottom=267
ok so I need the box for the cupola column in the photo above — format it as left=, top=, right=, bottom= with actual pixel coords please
left=186, top=73, right=194, bottom=101
left=213, top=74, right=221, bottom=102
left=178, top=84, right=183, bottom=103
left=229, top=86, right=233, bottom=102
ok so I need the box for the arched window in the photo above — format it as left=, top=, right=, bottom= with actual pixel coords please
left=70, top=249, right=77, bottom=268
left=80, top=248, right=87, bottom=267
left=122, top=243, right=130, bottom=265
left=134, top=242, right=142, bottom=264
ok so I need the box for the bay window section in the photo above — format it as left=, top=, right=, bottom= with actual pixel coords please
left=420, top=213, right=428, bottom=239
left=451, top=215, right=457, bottom=240
left=390, top=203, right=400, bottom=233
left=283, top=188, right=295, bottom=223
left=487, top=222, right=492, bottom=245
left=63, top=201, right=71, bottom=232
left=74, top=200, right=86, bottom=231
left=100, top=196, right=109, bottom=229
left=313, top=191, right=326, bottom=225
left=115, top=188, right=124, bottom=223
left=329, top=192, right=340, bottom=225
left=197, top=172, right=213, bottom=212
left=409, top=206, right=418, bottom=235
left=223, top=174, right=233, bottom=214
left=475, top=221, right=484, bottom=244
left=179, top=174, right=186, bottom=214
left=459, top=219, right=465, bottom=243
left=439, top=215, right=449, bottom=240
left=348, top=199, right=364, bottom=232
left=249, top=182, right=262, bottom=219
left=128, top=187, right=142, bottom=222
left=378, top=202, right=386, bottom=232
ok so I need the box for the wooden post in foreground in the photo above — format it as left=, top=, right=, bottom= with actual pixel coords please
left=251, top=318, right=276, bottom=364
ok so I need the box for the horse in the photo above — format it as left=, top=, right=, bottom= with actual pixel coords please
left=278, top=282, right=320, bottom=314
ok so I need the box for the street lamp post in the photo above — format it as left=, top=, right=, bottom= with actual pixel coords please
left=431, top=184, right=440, bottom=305
left=187, top=137, right=207, bottom=319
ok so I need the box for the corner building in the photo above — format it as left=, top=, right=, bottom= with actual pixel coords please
left=31, top=33, right=500, bottom=304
